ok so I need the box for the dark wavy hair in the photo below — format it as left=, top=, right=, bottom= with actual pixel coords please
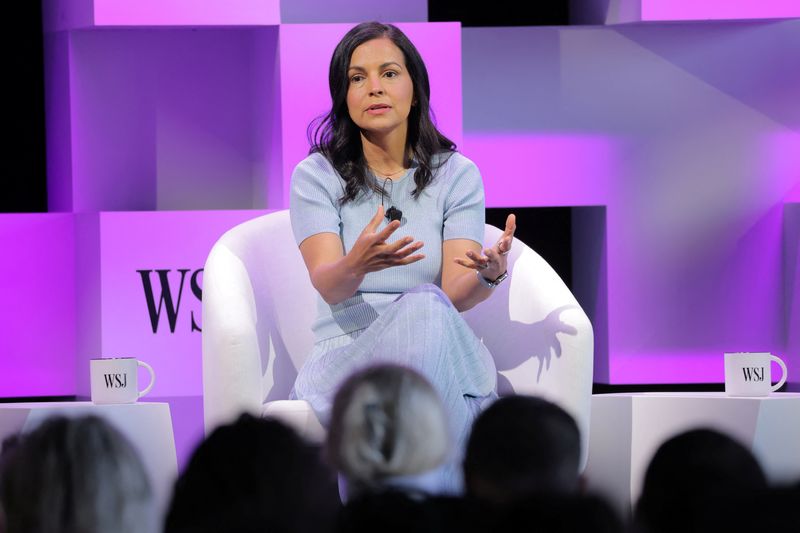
left=308, top=22, right=456, bottom=204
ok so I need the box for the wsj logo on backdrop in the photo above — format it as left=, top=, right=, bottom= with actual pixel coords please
left=137, top=269, right=203, bottom=333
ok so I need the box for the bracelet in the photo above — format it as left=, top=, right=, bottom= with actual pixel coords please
left=476, top=269, right=508, bottom=289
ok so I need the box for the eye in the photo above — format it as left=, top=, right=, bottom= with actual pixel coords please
left=383, top=70, right=398, bottom=78
left=349, top=74, right=365, bottom=83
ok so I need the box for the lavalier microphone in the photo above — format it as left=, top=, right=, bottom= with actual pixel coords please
left=386, top=205, right=403, bottom=222
left=381, top=177, right=404, bottom=222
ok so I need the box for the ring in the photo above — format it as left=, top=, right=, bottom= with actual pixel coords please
left=477, top=263, right=489, bottom=270
left=499, top=250, right=510, bottom=256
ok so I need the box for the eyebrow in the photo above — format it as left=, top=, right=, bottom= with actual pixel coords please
left=348, top=61, right=403, bottom=73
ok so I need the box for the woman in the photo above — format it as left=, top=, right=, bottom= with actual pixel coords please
left=289, top=21, right=516, bottom=491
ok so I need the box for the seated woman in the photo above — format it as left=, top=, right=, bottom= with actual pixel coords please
left=289, top=21, right=516, bottom=493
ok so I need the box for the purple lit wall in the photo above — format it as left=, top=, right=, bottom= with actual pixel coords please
left=53, top=28, right=280, bottom=212
left=43, top=0, right=280, bottom=31
left=95, top=210, right=266, bottom=464
left=583, top=0, right=800, bottom=24
left=786, top=204, right=800, bottom=389
left=641, top=1, right=800, bottom=21
left=0, top=215, right=76, bottom=396
left=280, top=0, right=427, bottom=24
left=463, top=20, right=800, bottom=384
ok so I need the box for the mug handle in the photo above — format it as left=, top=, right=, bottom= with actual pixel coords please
left=769, top=355, right=787, bottom=392
left=137, top=360, right=156, bottom=398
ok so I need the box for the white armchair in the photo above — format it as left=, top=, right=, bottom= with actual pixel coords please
left=202, top=210, right=594, bottom=468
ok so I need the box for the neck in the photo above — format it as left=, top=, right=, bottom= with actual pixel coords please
left=360, top=128, right=409, bottom=174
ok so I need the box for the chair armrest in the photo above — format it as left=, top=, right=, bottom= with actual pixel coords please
left=465, top=234, right=594, bottom=470
left=202, top=243, right=264, bottom=434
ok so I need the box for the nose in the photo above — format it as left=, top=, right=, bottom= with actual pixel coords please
left=368, top=74, right=384, bottom=95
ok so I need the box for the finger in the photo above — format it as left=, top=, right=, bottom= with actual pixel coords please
left=496, top=237, right=511, bottom=254
left=390, top=241, right=424, bottom=259
left=504, top=213, right=517, bottom=237
left=454, top=258, right=477, bottom=268
left=383, top=236, right=417, bottom=254
left=366, top=205, right=385, bottom=233
left=467, top=250, right=489, bottom=270
left=383, top=236, right=412, bottom=254
left=453, top=257, right=480, bottom=269
left=484, top=248, right=501, bottom=264
left=466, top=249, right=489, bottom=267
left=374, top=219, right=401, bottom=242
left=391, top=253, right=426, bottom=266
left=494, top=237, right=513, bottom=255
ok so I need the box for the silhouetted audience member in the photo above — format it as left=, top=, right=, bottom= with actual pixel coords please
left=634, top=428, right=769, bottom=533
left=338, top=487, right=501, bottom=533
left=463, top=395, right=581, bottom=505
left=501, top=493, right=624, bottom=533
left=165, top=413, right=339, bottom=533
left=0, top=415, right=154, bottom=533
left=327, top=364, right=451, bottom=500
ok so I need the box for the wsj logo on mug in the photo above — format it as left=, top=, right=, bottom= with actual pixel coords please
left=724, top=353, right=787, bottom=397
left=90, top=358, right=155, bottom=404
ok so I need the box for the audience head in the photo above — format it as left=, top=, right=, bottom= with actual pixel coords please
left=463, top=394, right=581, bottom=504
left=0, top=415, right=154, bottom=533
left=635, top=428, right=768, bottom=533
left=326, top=364, right=449, bottom=496
left=165, top=413, right=338, bottom=533
left=501, top=493, right=624, bottom=533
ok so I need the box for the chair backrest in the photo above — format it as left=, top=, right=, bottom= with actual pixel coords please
left=203, top=210, right=316, bottom=406
left=203, top=210, right=593, bottom=466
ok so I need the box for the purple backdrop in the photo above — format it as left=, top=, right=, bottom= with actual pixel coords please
left=3, top=2, right=798, bottom=468
left=0, top=215, right=76, bottom=396
left=463, top=21, right=799, bottom=383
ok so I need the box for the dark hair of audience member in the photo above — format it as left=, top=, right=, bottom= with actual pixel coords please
left=0, top=415, right=154, bottom=533
left=326, top=364, right=449, bottom=499
left=501, top=493, right=624, bottom=533
left=164, top=413, right=339, bottom=533
left=635, top=428, right=769, bottom=533
left=463, top=394, right=581, bottom=505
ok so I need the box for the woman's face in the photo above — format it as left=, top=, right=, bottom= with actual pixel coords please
left=346, top=37, right=415, bottom=139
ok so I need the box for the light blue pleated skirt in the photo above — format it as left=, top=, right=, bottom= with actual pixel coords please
left=291, top=284, right=498, bottom=494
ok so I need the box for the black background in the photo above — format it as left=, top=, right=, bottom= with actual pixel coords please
left=5, top=2, right=47, bottom=213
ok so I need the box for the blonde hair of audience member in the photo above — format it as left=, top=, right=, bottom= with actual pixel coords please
left=326, top=364, right=449, bottom=495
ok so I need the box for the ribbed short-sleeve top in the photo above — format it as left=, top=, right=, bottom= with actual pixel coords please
left=290, top=151, right=485, bottom=342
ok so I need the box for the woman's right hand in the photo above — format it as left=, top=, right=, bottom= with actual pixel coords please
left=345, top=205, right=425, bottom=276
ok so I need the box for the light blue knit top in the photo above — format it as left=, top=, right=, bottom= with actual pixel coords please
left=290, top=151, right=485, bottom=342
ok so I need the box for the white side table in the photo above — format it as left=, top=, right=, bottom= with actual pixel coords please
left=0, top=402, right=178, bottom=520
left=584, top=392, right=800, bottom=516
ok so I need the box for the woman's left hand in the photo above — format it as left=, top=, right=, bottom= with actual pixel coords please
left=454, top=213, right=516, bottom=281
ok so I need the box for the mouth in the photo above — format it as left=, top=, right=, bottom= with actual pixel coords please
left=367, top=104, right=391, bottom=111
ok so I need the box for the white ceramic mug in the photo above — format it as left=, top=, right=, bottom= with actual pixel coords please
left=724, top=352, right=787, bottom=397
left=90, top=358, right=155, bottom=404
